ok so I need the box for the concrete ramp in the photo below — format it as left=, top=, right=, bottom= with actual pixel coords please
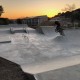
left=34, top=63, right=80, bottom=80
left=36, top=27, right=44, bottom=34
left=36, top=26, right=59, bottom=37
left=22, top=55, right=80, bottom=80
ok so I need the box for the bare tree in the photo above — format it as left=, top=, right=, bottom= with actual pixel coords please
left=0, top=5, right=4, bottom=17
left=62, top=4, right=76, bottom=12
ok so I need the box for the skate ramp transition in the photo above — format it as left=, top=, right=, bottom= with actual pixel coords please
left=22, top=55, right=80, bottom=80
left=36, top=26, right=58, bottom=36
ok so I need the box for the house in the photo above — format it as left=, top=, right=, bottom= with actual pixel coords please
left=23, top=15, right=48, bottom=28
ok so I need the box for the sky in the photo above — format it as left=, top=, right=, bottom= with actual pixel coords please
left=0, top=0, right=80, bottom=19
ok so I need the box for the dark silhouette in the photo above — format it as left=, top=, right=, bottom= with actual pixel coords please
left=0, top=5, right=4, bottom=17
left=0, top=18, right=9, bottom=25
left=53, top=8, right=80, bottom=28
left=16, top=19, right=22, bottom=24
left=62, top=4, right=76, bottom=12
left=54, top=21, right=65, bottom=36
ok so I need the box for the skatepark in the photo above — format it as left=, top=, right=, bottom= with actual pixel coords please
left=0, top=24, right=80, bottom=80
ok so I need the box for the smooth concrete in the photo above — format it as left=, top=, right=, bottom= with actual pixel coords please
left=34, top=64, right=80, bottom=80
left=0, top=24, right=80, bottom=80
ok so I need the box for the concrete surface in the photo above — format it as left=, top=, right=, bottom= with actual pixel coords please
left=0, top=24, right=80, bottom=80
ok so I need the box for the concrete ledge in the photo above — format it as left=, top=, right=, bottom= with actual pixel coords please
left=0, top=36, right=11, bottom=43
left=0, top=41, right=11, bottom=43
left=10, top=27, right=27, bottom=33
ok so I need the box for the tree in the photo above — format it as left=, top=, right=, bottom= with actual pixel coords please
left=16, top=19, right=22, bottom=24
left=62, top=4, right=76, bottom=12
left=0, top=5, right=4, bottom=17
left=61, top=4, right=76, bottom=28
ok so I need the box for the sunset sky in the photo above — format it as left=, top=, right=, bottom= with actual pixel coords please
left=0, top=0, right=80, bottom=19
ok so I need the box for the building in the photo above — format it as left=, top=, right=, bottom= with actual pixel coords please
left=24, top=15, right=48, bottom=28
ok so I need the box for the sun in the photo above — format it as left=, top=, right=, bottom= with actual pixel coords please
left=41, top=9, right=60, bottom=18
left=47, top=12, right=56, bottom=18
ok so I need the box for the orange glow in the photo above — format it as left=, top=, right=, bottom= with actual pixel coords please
left=2, top=11, right=59, bottom=19
left=2, top=8, right=60, bottom=19
left=1, top=0, right=80, bottom=19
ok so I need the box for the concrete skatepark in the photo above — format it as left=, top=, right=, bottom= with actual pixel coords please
left=0, top=24, right=80, bottom=80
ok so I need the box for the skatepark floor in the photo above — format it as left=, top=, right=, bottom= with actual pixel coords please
left=0, top=24, right=80, bottom=80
